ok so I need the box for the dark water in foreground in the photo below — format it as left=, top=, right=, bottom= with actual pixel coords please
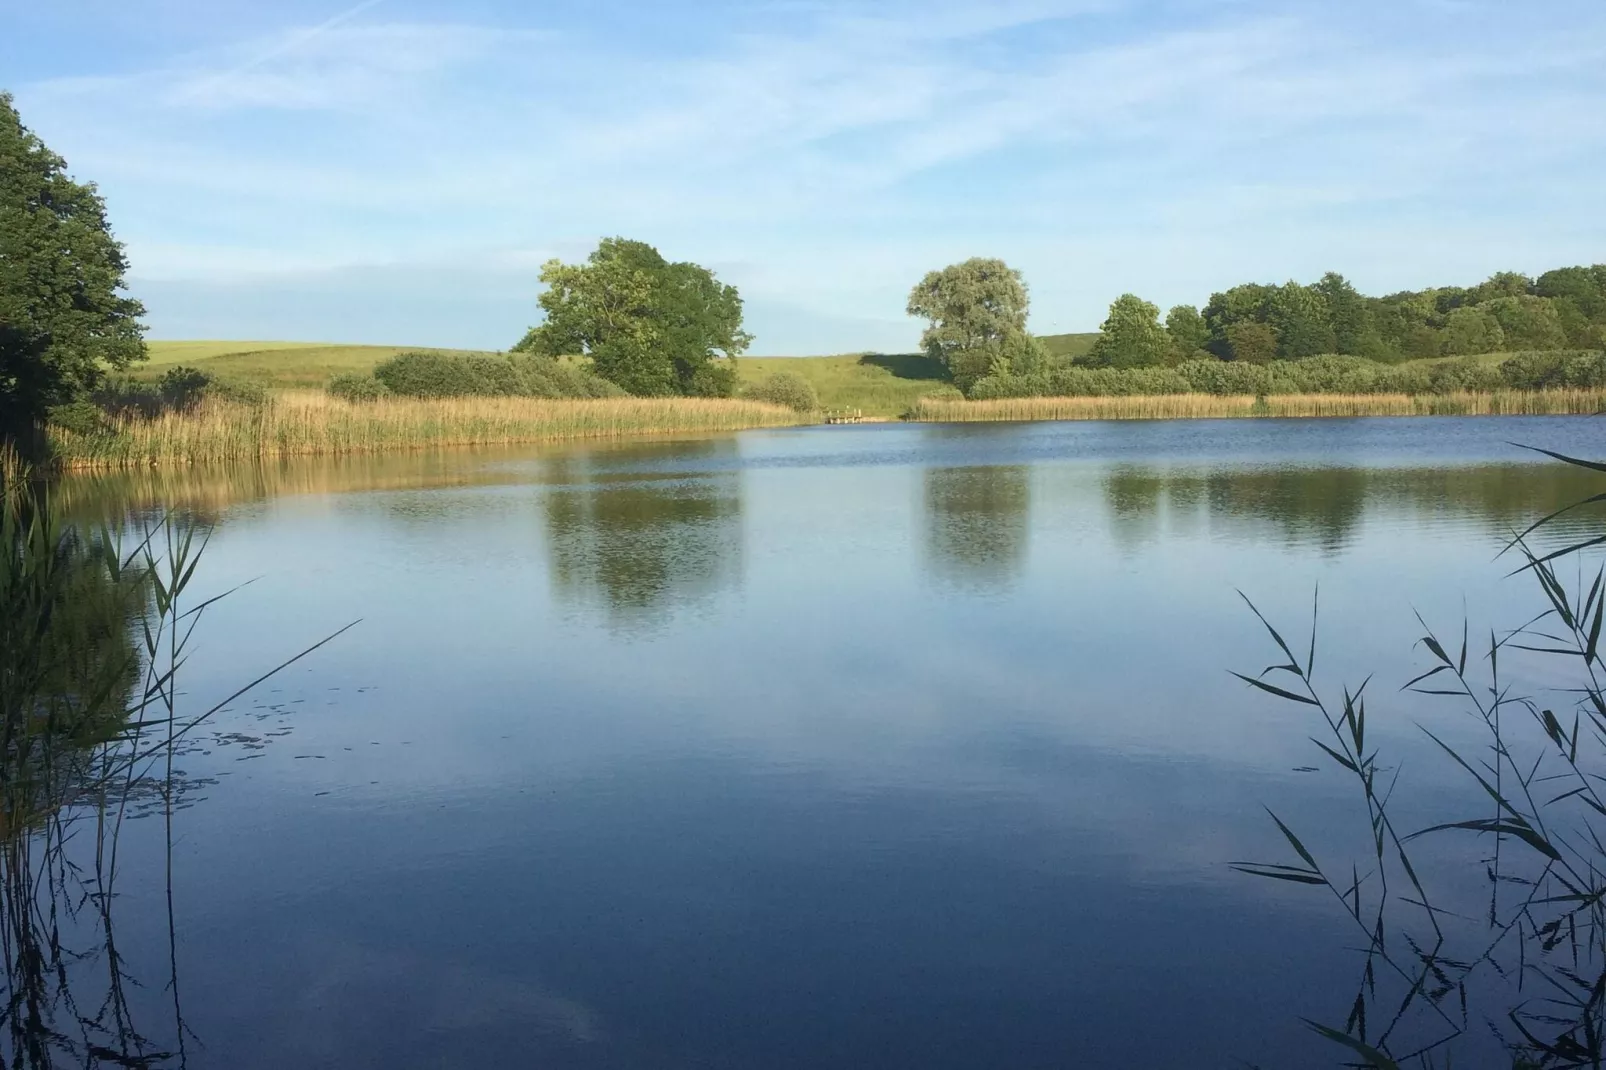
left=43, top=416, right=1606, bottom=1068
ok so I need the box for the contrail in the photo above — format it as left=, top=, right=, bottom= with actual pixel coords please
left=186, top=0, right=387, bottom=99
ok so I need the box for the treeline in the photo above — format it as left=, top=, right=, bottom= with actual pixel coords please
left=1103, top=266, right=1606, bottom=368
left=971, top=351, right=1606, bottom=400
left=905, top=259, right=1606, bottom=399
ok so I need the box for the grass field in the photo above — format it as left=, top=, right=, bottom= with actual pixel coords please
left=1038, top=333, right=1100, bottom=361
left=50, top=391, right=804, bottom=469
left=139, top=341, right=501, bottom=387
left=141, top=341, right=967, bottom=417
left=739, top=353, right=961, bottom=416
left=910, top=389, right=1606, bottom=422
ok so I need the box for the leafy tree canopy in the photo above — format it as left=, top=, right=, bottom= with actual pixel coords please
left=1165, top=305, right=1209, bottom=359
left=0, top=92, right=145, bottom=439
left=515, top=237, right=750, bottom=397
left=906, top=258, right=1034, bottom=392
left=1089, top=294, right=1170, bottom=369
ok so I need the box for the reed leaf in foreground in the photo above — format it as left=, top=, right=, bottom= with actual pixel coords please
left=1235, top=449, right=1606, bottom=1068
left=48, top=391, right=805, bottom=469
left=1, top=490, right=353, bottom=1065
left=911, top=389, right=1606, bottom=423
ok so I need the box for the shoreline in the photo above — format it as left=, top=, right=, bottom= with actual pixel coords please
left=39, top=387, right=1605, bottom=472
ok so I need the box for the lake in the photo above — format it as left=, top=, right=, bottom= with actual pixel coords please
left=33, top=416, right=1606, bottom=1068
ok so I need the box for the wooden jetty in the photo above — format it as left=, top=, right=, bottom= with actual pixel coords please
left=823, top=409, right=867, bottom=424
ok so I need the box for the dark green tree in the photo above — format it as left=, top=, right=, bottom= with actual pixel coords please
left=906, top=258, right=1034, bottom=393
left=1536, top=267, right=1604, bottom=320
left=516, top=238, right=750, bottom=397
left=1481, top=294, right=1568, bottom=351
left=1226, top=321, right=1279, bottom=364
left=1266, top=282, right=1336, bottom=359
left=1164, top=304, right=1209, bottom=360
left=1202, top=283, right=1274, bottom=358
left=1468, top=270, right=1534, bottom=304
left=0, top=93, right=146, bottom=443
left=1088, top=294, right=1170, bottom=369
left=1439, top=306, right=1505, bottom=356
left=1313, top=273, right=1387, bottom=358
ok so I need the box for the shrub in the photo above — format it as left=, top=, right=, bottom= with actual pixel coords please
left=46, top=400, right=110, bottom=436
left=746, top=371, right=819, bottom=411
left=158, top=366, right=211, bottom=411
left=373, top=352, right=481, bottom=397
left=91, top=376, right=164, bottom=419
left=327, top=373, right=391, bottom=402
left=1500, top=350, right=1606, bottom=390
left=508, top=355, right=625, bottom=399
left=375, top=350, right=628, bottom=400
left=687, top=360, right=739, bottom=398
left=205, top=377, right=268, bottom=407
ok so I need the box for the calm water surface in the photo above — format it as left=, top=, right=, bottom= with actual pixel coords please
left=51, top=416, right=1606, bottom=1068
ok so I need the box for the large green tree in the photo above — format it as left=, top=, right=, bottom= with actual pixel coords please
left=1088, top=294, right=1170, bottom=368
left=1481, top=294, right=1568, bottom=351
left=1439, top=306, right=1505, bottom=355
left=0, top=93, right=145, bottom=440
left=1164, top=305, right=1209, bottom=359
left=1266, top=281, right=1336, bottom=359
left=906, top=258, right=1033, bottom=393
left=516, top=238, right=750, bottom=397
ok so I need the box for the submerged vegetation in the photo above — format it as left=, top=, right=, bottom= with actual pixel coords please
left=1235, top=447, right=1606, bottom=1067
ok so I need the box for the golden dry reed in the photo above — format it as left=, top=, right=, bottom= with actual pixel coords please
left=910, top=389, right=1606, bottom=423
left=51, top=391, right=804, bottom=469
left=0, top=441, right=31, bottom=503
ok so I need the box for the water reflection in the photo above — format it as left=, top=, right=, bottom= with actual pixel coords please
left=1101, top=463, right=1603, bottom=551
left=1, top=508, right=188, bottom=1068
left=922, top=466, right=1031, bottom=590
left=541, top=440, right=744, bottom=628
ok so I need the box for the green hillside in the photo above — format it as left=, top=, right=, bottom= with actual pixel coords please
left=1039, top=332, right=1100, bottom=361
left=139, top=341, right=500, bottom=388
left=739, top=354, right=960, bottom=417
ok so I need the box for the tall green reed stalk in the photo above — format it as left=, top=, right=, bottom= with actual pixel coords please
left=0, top=489, right=353, bottom=1067
left=1236, top=447, right=1606, bottom=1068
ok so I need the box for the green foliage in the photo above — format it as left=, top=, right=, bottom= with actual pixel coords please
left=1537, top=265, right=1606, bottom=318
left=517, top=237, right=750, bottom=397
left=158, top=366, right=210, bottom=411
left=745, top=371, right=819, bottom=412
left=1164, top=305, right=1209, bottom=359
left=1468, top=269, right=1535, bottom=303
left=373, top=351, right=622, bottom=399
left=1227, top=321, right=1279, bottom=364
left=906, top=258, right=1035, bottom=393
left=1266, top=282, right=1336, bottom=359
left=0, top=93, right=146, bottom=440
left=1087, top=294, right=1170, bottom=369
left=1439, top=306, right=1505, bottom=356
left=44, top=400, right=110, bottom=437
left=1483, top=294, right=1569, bottom=350
left=1203, top=283, right=1275, bottom=357
left=966, top=351, right=1606, bottom=400
left=326, top=373, right=391, bottom=402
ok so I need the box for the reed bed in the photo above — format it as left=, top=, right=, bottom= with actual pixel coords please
left=910, top=388, right=1606, bottom=423
left=49, top=390, right=804, bottom=469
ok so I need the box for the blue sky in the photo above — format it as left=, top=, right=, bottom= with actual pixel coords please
left=6, top=0, right=1605, bottom=353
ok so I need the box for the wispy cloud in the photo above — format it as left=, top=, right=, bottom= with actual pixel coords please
left=13, top=0, right=1606, bottom=349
